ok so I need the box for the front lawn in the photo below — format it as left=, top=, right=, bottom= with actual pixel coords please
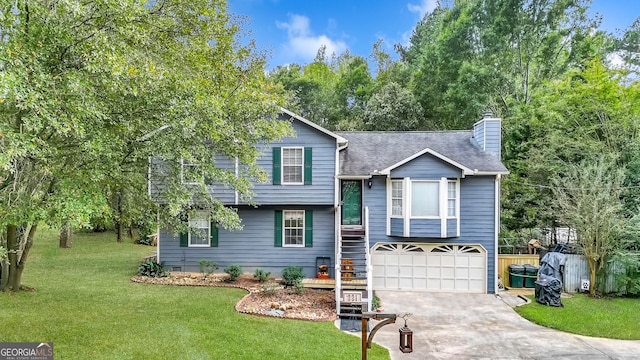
left=0, top=227, right=389, bottom=359
left=515, top=294, right=640, bottom=340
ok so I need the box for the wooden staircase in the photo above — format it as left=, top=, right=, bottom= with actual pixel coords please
left=336, top=208, right=372, bottom=331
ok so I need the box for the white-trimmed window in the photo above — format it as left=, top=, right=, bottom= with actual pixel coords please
left=391, top=180, right=403, bottom=216
left=181, top=159, right=200, bottom=185
left=189, top=211, right=210, bottom=247
left=411, top=181, right=439, bottom=218
left=283, top=210, right=305, bottom=247
left=282, top=147, right=303, bottom=184
left=447, top=180, right=457, bottom=217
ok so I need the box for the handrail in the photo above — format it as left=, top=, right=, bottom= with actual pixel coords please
left=364, top=206, right=372, bottom=312
left=335, top=205, right=342, bottom=313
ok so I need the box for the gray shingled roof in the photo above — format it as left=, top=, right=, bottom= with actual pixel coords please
left=335, top=131, right=508, bottom=176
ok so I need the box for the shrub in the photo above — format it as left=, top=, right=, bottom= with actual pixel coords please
left=281, top=266, right=305, bottom=287
left=137, top=259, right=168, bottom=277
left=136, top=217, right=157, bottom=246
left=294, top=281, right=305, bottom=295
left=261, top=281, right=281, bottom=296
left=224, top=264, right=242, bottom=282
left=199, top=260, right=218, bottom=278
left=253, top=269, right=271, bottom=283
left=611, top=252, right=640, bottom=296
left=372, top=292, right=381, bottom=310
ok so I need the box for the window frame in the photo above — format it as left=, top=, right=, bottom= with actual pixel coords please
left=281, top=147, right=304, bottom=185
left=391, top=180, right=404, bottom=217
left=283, top=210, right=305, bottom=247
left=181, top=158, right=200, bottom=185
left=447, top=180, right=459, bottom=218
left=410, top=180, right=440, bottom=219
left=188, top=211, right=210, bottom=247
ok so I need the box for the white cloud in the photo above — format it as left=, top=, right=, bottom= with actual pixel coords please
left=407, top=0, right=438, bottom=17
left=276, top=14, right=348, bottom=61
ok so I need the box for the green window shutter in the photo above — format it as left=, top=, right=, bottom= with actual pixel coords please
left=272, top=147, right=281, bottom=185
left=304, top=147, right=312, bottom=185
left=210, top=222, right=218, bottom=247
left=305, top=210, right=313, bottom=247
left=274, top=210, right=283, bottom=247
left=179, top=232, right=188, bottom=247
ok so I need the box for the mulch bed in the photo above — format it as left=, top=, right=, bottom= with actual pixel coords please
left=131, top=273, right=337, bottom=322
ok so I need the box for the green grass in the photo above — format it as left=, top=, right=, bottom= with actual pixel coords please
left=515, top=294, right=640, bottom=340
left=0, top=227, right=389, bottom=359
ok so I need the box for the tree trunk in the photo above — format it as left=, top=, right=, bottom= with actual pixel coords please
left=59, top=223, right=72, bottom=248
left=116, top=189, right=123, bottom=243
left=0, top=227, right=9, bottom=290
left=587, top=257, right=597, bottom=296
left=6, top=224, right=38, bottom=291
left=6, top=224, right=18, bottom=291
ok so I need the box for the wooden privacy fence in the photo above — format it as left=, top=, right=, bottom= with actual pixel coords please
left=499, top=254, right=623, bottom=293
left=498, top=255, right=539, bottom=287
left=563, top=254, right=622, bottom=294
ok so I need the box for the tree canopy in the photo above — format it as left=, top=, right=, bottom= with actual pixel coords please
left=0, top=0, right=289, bottom=291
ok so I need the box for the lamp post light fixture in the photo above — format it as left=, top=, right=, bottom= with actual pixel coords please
left=361, top=312, right=413, bottom=360
left=398, top=313, right=413, bottom=353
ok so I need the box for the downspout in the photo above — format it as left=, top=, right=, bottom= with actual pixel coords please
left=494, top=174, right=501, bottom=294
left=156, top=209, right=161, bottom=263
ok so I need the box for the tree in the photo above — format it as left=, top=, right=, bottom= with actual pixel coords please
left=550, top=156, right=626, bottom=295
left=402, top=0, right=603, bottom=129
left=363, top=82, right=425, bottom=130
left=0, top=1, right=289, bottom=291
left=502, top=60, right=640, bottom=243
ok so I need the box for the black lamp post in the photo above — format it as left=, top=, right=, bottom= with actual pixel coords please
left=361, top=312, right=413, bottom=360
left=398, top=313, right=413, bottom=353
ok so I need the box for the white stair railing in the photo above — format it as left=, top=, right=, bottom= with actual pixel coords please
left=364, top=206, right=372, bottom=312
left=335, top=205, right=342, bottom=314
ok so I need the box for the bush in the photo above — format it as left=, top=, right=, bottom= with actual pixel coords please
left=253, top=269, right=271, bottom=283
left=281, top=266, right=305, bottom=287
left=199, top=260, right=218, bottom=278
left=224, top=264, right=242, bottom=282
left=261, top=281, right=281, bottom=296
left=372, top=292, right=381, bottom=310
left=611, top=252, right=640, bottom=296
left=137, top=259, right=168, bottom=278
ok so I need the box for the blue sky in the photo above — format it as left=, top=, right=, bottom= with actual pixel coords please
left=229, top=0, right=640, bottom=69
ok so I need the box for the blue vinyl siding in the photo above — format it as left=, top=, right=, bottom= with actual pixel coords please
left=390, top=154, right=462, bottom=179
left=483, top=120, right=501, bottom=157
left=410, top=219, right=441, bottom=237
left=474, top=119, right=501, bottom=157
left=208, top=153, right=236, bottom=204
left=158, top=206, right=335, bottom=278
left=390, top=218, right=403, bottom=236
left=365, top=175, right=497, bottom=293
left=473, top=121, right=485, bottom=150
left=248, top=119, right=336, bottom=206
left=447, top=218, right=458, bottom=237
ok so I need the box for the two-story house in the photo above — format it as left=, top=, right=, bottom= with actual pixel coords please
left=152, top=108, right=508, bottom=317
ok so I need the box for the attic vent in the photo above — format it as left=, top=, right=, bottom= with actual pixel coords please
left=482, top=111, right=493, bottom=119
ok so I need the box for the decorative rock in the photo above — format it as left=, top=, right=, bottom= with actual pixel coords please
left=267, top=309, right=285, bottom=316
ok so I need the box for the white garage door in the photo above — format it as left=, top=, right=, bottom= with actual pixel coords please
left=372, top=243, right=486, bottom=292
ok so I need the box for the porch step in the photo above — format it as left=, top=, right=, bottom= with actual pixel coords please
left=338, top=313, right=363, bottom=318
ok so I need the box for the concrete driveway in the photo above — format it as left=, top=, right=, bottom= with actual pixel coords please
left=369, top=291, right=640, bottom=360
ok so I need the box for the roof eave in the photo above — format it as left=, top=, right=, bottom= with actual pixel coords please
left=379, top=148, right=474, bottom=176
left=279, top=107, right=348, bottom=144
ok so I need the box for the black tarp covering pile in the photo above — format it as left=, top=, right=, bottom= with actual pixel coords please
left=535, top=252, right=566, bottom=307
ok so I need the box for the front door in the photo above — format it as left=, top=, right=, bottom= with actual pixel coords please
left=341, top=180, right=362, bottom=225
